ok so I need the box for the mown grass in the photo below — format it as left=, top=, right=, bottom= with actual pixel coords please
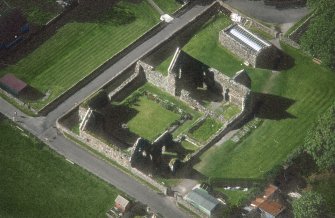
left=0, top=1, right=159, bottom=110
left=182, top=14, right=242, bottom=77
left=189, top=118, right=222, bottom=143
left=153, top=0, right=182, bottom=14
left=127, top=96, right=180, bottom=141
left=0, top=118, right=119, bottom=218
left=215, top=188, right=251, bottom=207
left=181, top=140, right=198, bottom=151
left=141, top=83, right=202, bottom=138
left=195, top=44, right=335, bottom=179
left=7, top=0, right=62, bottom=25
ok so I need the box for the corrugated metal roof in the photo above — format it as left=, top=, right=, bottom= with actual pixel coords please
left=184, top=188, right=219, bottom=215
left=227, top=25, right=270, bottom=52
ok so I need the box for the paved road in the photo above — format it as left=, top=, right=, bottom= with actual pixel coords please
left=0, top=98, right=185, bottom=217
left=0, top=2, right=217, bottom=217
left=225, top=0, right=309, bottom=24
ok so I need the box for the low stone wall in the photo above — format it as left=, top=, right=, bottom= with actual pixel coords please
left=219, top=27, right=258, bottom=67
left=219, top=1, right=279, bottom=38
left=280, top=36, right=301, bottom=49
left=56, top=118, right=168, bottom=193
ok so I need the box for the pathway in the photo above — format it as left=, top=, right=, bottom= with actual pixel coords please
left=147, top=0, right=164, bottom=15
left=0, top=1, right=217, bottom=217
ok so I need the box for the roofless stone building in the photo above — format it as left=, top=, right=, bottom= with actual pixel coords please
left=219, top=24, right=279, bottom=69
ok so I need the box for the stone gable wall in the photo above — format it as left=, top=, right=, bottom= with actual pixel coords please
left=219, top=28, right=258, bottom=67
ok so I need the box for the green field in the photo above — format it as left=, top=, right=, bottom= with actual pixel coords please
left=153, top=0, right=182, bottom=14
left=141, top=84, right=202, bottom=138
left=195, top=44, right=335, bottom=179
left=0, top=1, right=159, bottom=110
left=0, top=117, right=119, bottom=217
left=6, top=0, right=61, bottom=25
left=189, top=118, right=222, bottom=143
left=127, top=96, right=180, bottom=141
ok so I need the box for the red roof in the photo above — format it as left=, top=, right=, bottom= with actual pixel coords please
left=259, top=200, right=285, bottom=216
left=0, top=73, right=27, bottom=92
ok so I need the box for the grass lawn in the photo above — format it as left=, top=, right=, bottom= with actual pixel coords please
left=127, top=96, right=180, bottom=141
left=0, top=117, right=119, bottom=218
left=141, top=83, right=203, bottom=138
left=153, top=0, right=182, bottom=14
left=6, top=0, right=62, bottom=25
left=0, top=1, right=159, bottom=110
left=195, top=44, right=335, bottom=179
left=214, top=103, right=241, bottom=120
left=181, top=140, right=198, bottom=151
left=182, top=14, right=243, bottom=77
left=215, top=188, right=251, bottom=207
left=189, top=118, right=222, bottom=143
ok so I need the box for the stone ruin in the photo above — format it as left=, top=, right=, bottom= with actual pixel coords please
left=219, top=24, right=279, bottom=69
left=139, top=47, right=253, bottom=116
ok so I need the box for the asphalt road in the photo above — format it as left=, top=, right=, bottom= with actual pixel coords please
left=0, top=2, right=218, bottom=217
left=225, top=0, right=309, bottom=24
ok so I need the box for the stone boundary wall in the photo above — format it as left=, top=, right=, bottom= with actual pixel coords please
left=288, top=13, right=314, bottom=43
left=38, top=1, right=220, bottom=116
left=219, top=1, right=279, bottom=38
left=280, top=36, right=301, bottom=49
left=56, top=119, right=168, bottom=193
left=38, top=20, right=168, bottom=115
left=219, top=26, right=258, bottom=67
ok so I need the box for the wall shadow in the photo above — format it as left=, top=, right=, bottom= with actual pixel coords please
left=253, top=92, right=296, bottom=120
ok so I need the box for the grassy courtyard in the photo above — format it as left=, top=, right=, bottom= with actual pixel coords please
left=0, top=1, right=159, bottom=110
left=0, top=117, right=119, bottom=217
left=189, top=118, right=222, bottom=143
left=195, top=44, right=335, bottom=180
left=127, top=96, right=180, bottom=141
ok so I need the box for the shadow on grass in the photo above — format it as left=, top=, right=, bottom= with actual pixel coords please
left=254, top=92, right=296, bottom=120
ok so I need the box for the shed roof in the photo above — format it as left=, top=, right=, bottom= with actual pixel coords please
left=184, top=188, right=220, bottom=215
left=259, top=200, right=285, bottom=216
left=115, top=195, right=130, bottom=208
left=0, top=73, right=27, bottom=93
left=264, top=184, right=278, bottom=199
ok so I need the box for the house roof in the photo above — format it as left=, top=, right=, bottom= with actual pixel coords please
left=259, top=200, right=285, bottom=216
left=263, top=184, right=278, bottom=199
left=184, top=188, right=220, bottom=215
left=0, top=73, right=27, bottom=92
left=114, top=195, right=130, bottom=209
left=251, top=197, right=265, bottom=208
left=226, top=24, right=270, bottom=52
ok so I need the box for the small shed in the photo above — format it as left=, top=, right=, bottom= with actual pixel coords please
left=184, top=188, right=221, bottom=217
left=259, top=200, right=285, bottom=218
left=114, top=195, right=130, bottom=213
left=0, top=73, right=27, bottom=96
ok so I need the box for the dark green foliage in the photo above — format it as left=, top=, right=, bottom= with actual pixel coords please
left=301, top=0, right=335, bottom=67
left=293, top=191, right=326, bottom=218
left=100, top=5, right=136, bottom=25
left=304, top=103, right=335, bottom=170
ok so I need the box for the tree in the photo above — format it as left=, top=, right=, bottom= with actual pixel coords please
left=293, top=191, right=326, bottom=218
left=301, top=0, right=335, bottom=67
left=304, top=103, right=335, bottom=170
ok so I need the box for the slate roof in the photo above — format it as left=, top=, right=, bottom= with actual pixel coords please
left=184, top=188, right=220, bottom=216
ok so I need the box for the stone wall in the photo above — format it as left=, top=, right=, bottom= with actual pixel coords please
left=219, top=27, right=258, bottom=67
left=219, top=25, right=278, bottom=69
left=56, top=118, right=168, bottom=193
